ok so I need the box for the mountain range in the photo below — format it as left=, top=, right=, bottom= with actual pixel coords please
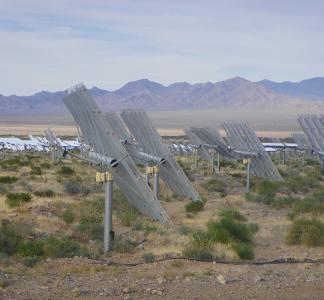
left=1, top=77, right=324, bottom=115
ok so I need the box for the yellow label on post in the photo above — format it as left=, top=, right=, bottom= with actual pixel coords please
left=105, top=172, right=113, bottom=181
left=96, top=172, right=105, bottom=182
left=243, top=159, right=251, bottom=165
left=146, top=166, right=154, bottom=174
left=153, top=166, right=160, bottom=173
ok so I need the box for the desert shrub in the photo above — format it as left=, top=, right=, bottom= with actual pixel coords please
left=34, top=189, right=56, bottom=198
left=256, top=180, right=280, bottom=198
left=40, top=162, right=51, bottom=169
left=62, top=209, right=75, bottom=224
left=114, top=239, right=136, bottom=253
left=6, top=193, right=32, bottom=208
left=202, top=178, right=225, bottom=193
left=178, top=224, right=192, bottom=235
left=285, top=175, right=319, bottom=193
left=247, top=223, right=260, bottom=234
left=191, top=229, right=213, bottom=248
left=80, top=197, right=104, bottom=224
left=0, top=223, right=23, bottom=255
left=231, top=242, right=254, bottom=259
left=22, top=256, right=39, bottom=267
left=118, top=209, right=138, bottom=226
left=0, top=157, right=30, bottom=168
left=219, top=191, right=227, bottom=198
left=0, top=176, right=18, bottom=184
left=219, top=207, right=247, bottom=222
left=142, top=252, right=156, bottom=263
left=74, top=223, right=103, bottom=241
left=182, top=246, right=214, bottom=260
left=272, top=196, right=300, bottom=209
left=30, top=166, right=42, bottom=175
left=0, top=184, right=8, bottom=194
left=17, top=240, right=45, bottom=257
left=43, top=236, right=88, bottom=258
left=185, top=201, right=204, bottom=213
left=64, top=181, right=81, bottom=195
left=59, top=165, right=75, bottom=175
left=286, top=219, right=324, bottom=247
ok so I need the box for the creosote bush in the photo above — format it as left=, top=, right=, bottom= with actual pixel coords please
left=202, top=178, right=225, bottom=193
left=183, top=208, right=258, bottom=260
left=59, top=165, right=75, bottom=175
left=142, top=252, right=156, bottom=263
left=30, top=166, right=42, bottom=175
left=0, top=176, right=18, bottom=184
left=286, top=219, right=324, bottom=247
left=6, top=193, right=32, bottom=208
left=62, top=209, right=75, bottom=224
left=34, top=189, right=56, bottom=198
left=185, top=200, right=204, bottom=213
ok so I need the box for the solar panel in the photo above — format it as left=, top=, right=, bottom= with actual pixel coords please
left=291, top=133, right=312, bottom=151
left=185, top=127, right=235, bottom=160
left=223, top=122, right=283, bottom=182
left=120, top=109, right=201, bottom=202
left=63, top=84, right=171, bottom=224
left=298, top=115, right=324, bottom=163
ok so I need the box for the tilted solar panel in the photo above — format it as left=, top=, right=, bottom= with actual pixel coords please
left=120, top=109, right=201, bottom=202
left=223, top=122, right=283, bottom=182
left=63, top=84, right=171, bottom=224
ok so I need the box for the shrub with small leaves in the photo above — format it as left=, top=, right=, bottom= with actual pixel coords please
left=142, top=252, right=156, bottom=263
left=185, top=201, right=204, bottom=213
left=6, top=193, right=32, bottom=208
left=62, top=209, right=75, bottom=224
left=30, top=166, right=42, bottom=175
left=0, top=176, right=18, bottom=184
left=34, top=189, right=56, bottom=198
left=59, top=165, right=75, bottom=175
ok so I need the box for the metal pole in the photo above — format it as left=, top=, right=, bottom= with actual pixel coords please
left=145, top=166, right=150, bottom=186
left=104, top=172, right=114, bottom=252
left=216, top=152, right=220, bottom=173
left=246, top=159, right=251, bottom=193
left=195, top=148, right=198, bottom=169
left=211, top=150, right=215, bottom=173
left=153, top=166, right=159, bottom=198
left=282, top=149, right=286, bottom=165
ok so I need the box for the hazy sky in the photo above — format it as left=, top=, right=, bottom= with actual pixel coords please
left=1, top=0, right=324, bottom=95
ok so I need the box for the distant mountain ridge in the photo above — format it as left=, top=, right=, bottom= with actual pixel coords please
left=1, top=77, right=324, bottom=115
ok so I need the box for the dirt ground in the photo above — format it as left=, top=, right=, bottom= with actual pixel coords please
left=0, top=153, right=323, bottom=299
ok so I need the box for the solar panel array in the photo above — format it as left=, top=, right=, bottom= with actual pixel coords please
left=63, top=84, right=171, bottom=224
left=120, top=109, right=201, bottom=202
left=298, top=115, right=324, bottom=162
left=185, top=127, right=235, bottom=160
left=223, top=122, right=283, bottom=182
left=292, top=133, right=312, bottom=151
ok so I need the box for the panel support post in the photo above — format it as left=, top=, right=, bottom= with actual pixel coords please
left=245, top=159, right=251, bottom=193
left=104, top=172, right=114, bottom=253
left=211, top=150, right=215, bottom=173
left=282, top=149, right=286, bottom=165
left=145, top=166, right=151, bottom=186
left=195, top=148, right=198, bottom=169
left=153, top=166, right=160, bottom=199
left=216, top=152, right=220, bottom=173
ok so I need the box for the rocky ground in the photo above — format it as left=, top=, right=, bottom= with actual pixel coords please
left=1, top=258, right=324, bottom=299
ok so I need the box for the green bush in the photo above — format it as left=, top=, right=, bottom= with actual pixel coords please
left=0, top=176, right=18, bottom=184
left=202, top=178, right=225, bottom=193
left=219, top=208, right=247, bottom=222
left=286, top=219, right=324, bottom=247
left=40, top=162, right=51, bottom=169
left=34, top=189, right=56, bottom=198
left=30, top=166, right=42, bottom=175
left=114, top=239, right=136, bottom=253
left=6, top=193, right=32, bottom=208
left=80, top=198, right=104, bottom=224
left=118, top=209, right=138, bottom=226
left=191, top=229, right=213, bottom=248
left=74, top=223, right=103, bottom=241
left=231, top=242, right=254, bottom=259
left=59, top=165, right=75, bottom=175
left=142, top=252, right=156, bottom=263
left=0, top=223, right=23, bottom=255
left=17, top=240, right=44, bottom=257
left=185, top=201, right=204, bottom=213
left=43, top=236, right=88, bottom=258
left=0, top=184, right=8, bottom=194
left=182, top=247, right=214, bottom=260
left=22, top=256, right=39, bottom=267
left=256, top=180, right=280, bottom=198
left=62, top=209, right=75, bottom=224
left=178, top=224, right=192, bottom=235
left=64, top=181, right=81, bottom=195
